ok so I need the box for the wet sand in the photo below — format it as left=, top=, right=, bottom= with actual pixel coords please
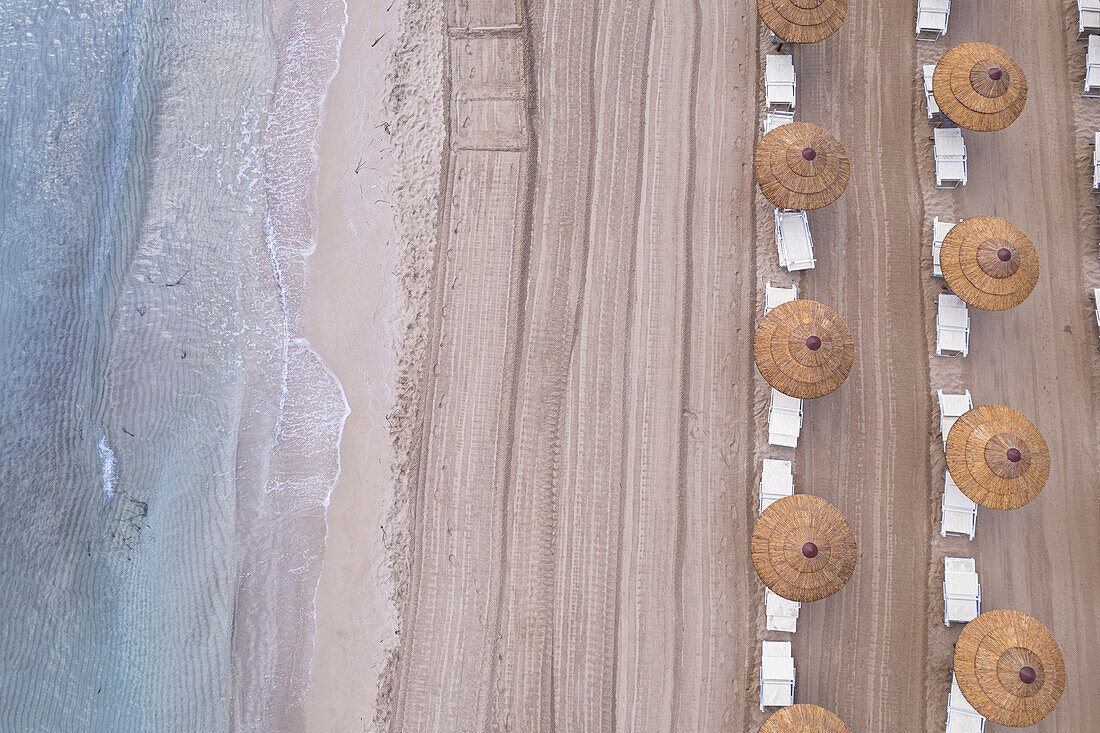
left=311, top=0, right=1100, bottom=729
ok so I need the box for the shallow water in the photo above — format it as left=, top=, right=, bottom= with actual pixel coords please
left=0, top=1, right=347, bottom=729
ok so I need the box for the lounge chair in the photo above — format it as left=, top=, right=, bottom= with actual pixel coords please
left=765, top=54, right=796, bottom=112
left=916, top=0, right=950, bottom=41
left=764, top=282, right=798, bottom=315
left=936, top=293, right=970, bottom=357
left=765, top=588, right=801, bottom=633
left=760, top=458, right=795, bottom=514
left=1082, top=1, right=1100, bottom=39
left=934, top=127, right=967, bottom=189
left=1093, top=133, right=1100, bottom=191
left=775, top=209, right=816, bottom=272
left=937, top=389, right=973, bottom=449
left=941, top=471, right=977, bottom=540
left=947, top=672, right=987, bottom=732
left=768, top=388, right=803, bottom=448
left=932, top=217, right=955, bottom=277
left=1094, top=288, right=1100, bottom=332
left=1087, top=35, right=1100, bottom=97
left=923, top=65, right=942, bottom=124
left=760, top=640, right=796, bottom=711
left=764, top=110, right=795, bottom=134
left=943, top=557, right=981, bottom=625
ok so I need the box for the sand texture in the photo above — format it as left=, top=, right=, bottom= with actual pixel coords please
left=364, top=0, right=1100, bottom=730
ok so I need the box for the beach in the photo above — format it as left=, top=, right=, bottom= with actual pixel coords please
left=353, top=0, right=1100, bottom=730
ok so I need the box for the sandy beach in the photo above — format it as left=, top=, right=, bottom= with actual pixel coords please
left=304, top=0, right=1100, bottom=729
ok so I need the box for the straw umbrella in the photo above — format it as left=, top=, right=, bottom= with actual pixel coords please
left=940, top=216, right=1039, bottom=311
left=751, top=494, right=857, bottom=603
left=757, top=0, right=846, bottom=44
left=759, top=704, right=850, bottom=733
left=932, top=42, right=1027, bottom=131
left=754, top=122, right=850, bottom=210
left=753, top=299, right=854, bottom=399
left=954, top=610, right=1066, bottom=727
left=945, top=405, right=1050, bottom=510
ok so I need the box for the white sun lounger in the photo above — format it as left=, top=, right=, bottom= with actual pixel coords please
left=944, top=557, right=981, bottom=625
left=932, top=216, right=955, bottom=277
left=764, top=109, right=795, bottom=134
left=775, top=209, right=816, bottom=272
left=1082, top=1, right=1100, bottom=39
left=934, top=127, right=967, bottom=189
left=1093, top=133, right=1100, bottom=191
left=937, top=389, right=973, bottom=449
left=1093, top=288, right=1100, bottom=331
left=916, top=0, right=950, bottom=41
left=941, top=471, right=977, bottom=540
left=766, top=54, right=796, bottom=112
left=923, top=65, right=942, bottom=124
left=947, top=672, right=987, bottom=732
left=760, top=640, right=796, bottom=711
left=765, top=588, right=801, bottom=633
left=764, top=282, right=798, bottom=315
left=936, top=293, right=970, bottom=357
left=1087, top=36, right=1100, bottom=97
left=760, top=458, right=795, bottom=513
left=768, top=389, right=804, bottom=448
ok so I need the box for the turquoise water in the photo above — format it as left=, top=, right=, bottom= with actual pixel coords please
left=0, top=1, right=348, bottom=729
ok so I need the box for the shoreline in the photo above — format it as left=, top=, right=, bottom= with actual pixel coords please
left=299, top=0, right=406, bottom=728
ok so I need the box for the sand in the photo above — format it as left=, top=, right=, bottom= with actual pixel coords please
left=306, top=0, right=1100, bottom=730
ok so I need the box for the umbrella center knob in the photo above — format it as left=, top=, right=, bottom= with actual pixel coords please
left=1019, top=666, right=1036, bottom=684
left=988, top=66, right=1003, bottom=81
left=1006, top=447, right=1022, bottom=463
left=997, top=247, right=1012, bottom=262
left=801, top=147, right=817, bottom=161
left=801, top=542, right=819, bottom=559
left=805, top=335, right=822, bottom=351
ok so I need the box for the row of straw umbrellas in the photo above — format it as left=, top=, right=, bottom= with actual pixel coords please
left=750, top=1, right=1064, bottom=730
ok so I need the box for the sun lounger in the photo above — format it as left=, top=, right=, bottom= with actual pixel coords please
left=916, top=0, right=950, bottom=41
left=1093, top=133, right=1100, bottom=191
left=937, top=389, right=973, bottom=449
left=947, top=671, right=987, bottom=732
left=775, top=209, right=816, bottom=272
left=764, top=110, right=795, bottom=134
left=944, top=557, right=981, bottom=625
left=941, top=471, right=977, bottom=540
left=932, top=217, right=955, bottom=277
left=1082, top=1, right=1100, bottom=39
left=936, top=293, right=970, bottom=357
left=923, top=65, right=942, bottom=124
left=934, top=127, right=967, bottom=189
left=1094, top=288, right=1100, bottom=332
left=768, top=388, right=803, bottom=448
left=766, top=54, right=796, bottom=112
left=1087, top=36, right=1100, bottom=97
left=760, top=458, right=795, bottom=513
left=760, top=640, right=796, bottom=711
left=764, top=282, right=798, bottom=315
left=765, top=588, right=801, bottom=633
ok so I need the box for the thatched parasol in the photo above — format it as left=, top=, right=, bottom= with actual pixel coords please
left=940, top=217, right=1039, bottom=311
left=751, top=494, right=857, bottom=603
left=757, top=0, right=847, bottom=44
left=932, top=42, right=1027, bottom=131
left=945, top=405, right=1050, bottom=510
left=754, top=122, right=850, bottom=211
left=954, top=610, right=1066, bottom=727
left=759, top=704, right=850, bottom=732
left=753, top=299, right=854, bottom=399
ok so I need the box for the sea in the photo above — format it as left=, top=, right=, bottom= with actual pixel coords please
left=0, top=0, right=350, bottom=729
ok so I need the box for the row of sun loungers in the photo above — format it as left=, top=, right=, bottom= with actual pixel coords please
left=916, top=0, right=950, bottom=41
